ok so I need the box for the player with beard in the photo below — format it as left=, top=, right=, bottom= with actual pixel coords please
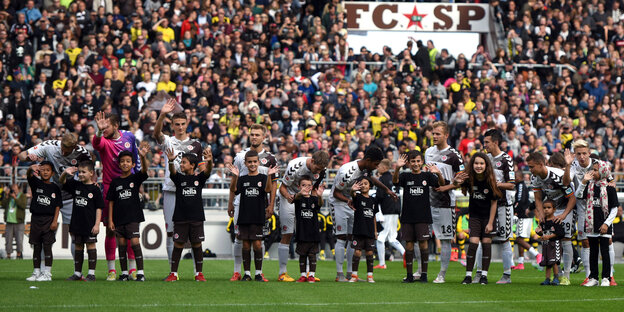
left=19, top=133, right=92, bottom=259
left=330, top=147, right=397, bottom=282
left=424, top=121, right=464, bottom=284
left=228, top=124, right=277, bottom=282
left=154, top=99, right=204, bottom=266
left=93, top=111, right=141, bottom=281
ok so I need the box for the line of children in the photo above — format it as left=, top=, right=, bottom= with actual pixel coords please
left=349, top=177, right=379, bottom=283
left=536, top=199, right=564, bottom=285
left=293, top=175, right=324, bottom=283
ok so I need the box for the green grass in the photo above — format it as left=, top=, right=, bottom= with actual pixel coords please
left=0, top=258, right=622, bottom=311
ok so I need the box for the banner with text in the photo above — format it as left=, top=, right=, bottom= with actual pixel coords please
left=345, top=2, right=490, bottom=32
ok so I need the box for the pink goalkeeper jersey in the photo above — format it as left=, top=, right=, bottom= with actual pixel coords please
left=92, top=130, right=140, bottom=186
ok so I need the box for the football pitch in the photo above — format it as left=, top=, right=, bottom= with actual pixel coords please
left=1, top=259, right=622, bottom=311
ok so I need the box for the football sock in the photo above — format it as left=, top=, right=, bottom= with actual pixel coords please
left=466, top=271, right=472, bottom=277
left=414, top=247, right=422, bottom=274
left=278, top=243, right=289, bottom=275
left=233, top=239, right=242, bottom=273
left=482, top=243, right=492, bottom=272
left=582, top=247, right=590, bottom=278
left=420, top=248, right=429, bottom=275
left=299, top=255, right=307, bottom=275
left=127, top=243, right=135, bottom=260
left=562, top=240, right=573, bottom=278
left=88, top=269, right=95, bottom=275
left=475, top=243, right=482, bottom=271
left=107, top=260, right=115, bottom=272
left=309, top=271, right=315, bottom=277
left=244, top=271, right=251, bottom=276
left=255, top=270, right=262, bottom=275
left=171, top=247, right=183, bottom=273
left=376, top=240, right=386, bottom=266
left=528, top=247, right=539, bottom=258
left=466, top=243, right=478, bottom=274
left=366, top=254, right=374, bottom=273
left=43, top=244, right=53, bottom=267
left=609, top=243, right=615, bottom=276
left=352, top=254, right=360, bottom=273
left=105, top=236, right=116, bottom=261
left=138, top=270, right=144, bottom=275
left=40, top=248, right=45, bottom=270
left=129, top=259, right=137, bottom=272
left=346, top=243, right=354, bottom=273
left=390, top=240, right=405, bottom=256
left=166, top=235, right=174, bottom=264
left=335, top=239, right=346, bottom=274
left=439, top=240, right=451, bottom=277
left=502, top=241, right=512, bottom=275
left=253, top=247, right=263, bottom=272
left=45, top=266, right=51, bottom=273
left=70, top=240, right=75, bottom=259
left=242, top=248, right=251, bottom=272
left=192, top=247, right=203, bottom=273
left=74, top=249, right=84, bottom=275
left=33, top=244, right=42, bottom=269
left=482, top=270, right=488, bottom=277
left=118, top=244, right=128, bottom=272
left=191, top=246, right=196, bottom=274
left=122, top=270, right=128, bottom=275
left=87, top=249, right=97, bottom=271
left=518, top=257, right=524, bottom=264
left=308, top=254, right=316, bottom=274
left=405, top=249, right=414, bottom=275
left=131, top=244, right=144, bottom=271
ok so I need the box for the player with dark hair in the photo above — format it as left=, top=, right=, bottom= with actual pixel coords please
left=228, top=124, right=277, bottom=282
left=425, top=121, right=464, bottom=284
left=277, top=151, right=329, bottom=282
left=293, top=175, right=324, bottom=283
left=25, top=161, right=62, bottom=282
left=455, top=152, right=502, bottom=285
left=227, top=150, right=277, bottom=282
left=374, top=158, right=405, bottom=270
left=154, top=99, right=204, bottom=266
left=163, top=146, right=214, bottom=282
left=106, top=144, right=150, bottom=281
left=94, top=111, right=142, bottom=281
left=527, top=152, right=577, bottom=286
left=536, top=199, right=564, bottom=285
left=349, top=177, right=379, bottom=283
left=393, top=151, right=445, bottom=283
left=61, top=161, right=105, bottom=281
left=483, top=129, right=515, bottom=284
left=330, top=146, right=397, bottom=282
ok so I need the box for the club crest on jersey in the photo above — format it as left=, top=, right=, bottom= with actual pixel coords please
left=174, top=233, right=179, bottom=239
left=340, top=182, right=345, bottom=187
left=352, top=240, right=357, bottom=246
left=51, top=193, right=56, bottom=198
left=257, top=181, right=262, bottom=187
left=260, top=158, right=268, bottom=165
left=283, top=225, right=288, bottom=231
left=124, top=142, right=131, bottom=148
left=441, top=156, right=447, bottom=161
left=88, top=193, right=93, bottom=198
left=187, top=145, right=194, bottom=150
left=285, top=176, right=290, bottom=181
left=422, top=180, right=427, bottom=186
left=195, top=181, right=199, bottom=186
left=337, top=225, right=342, bottom=231
left=129, top=182, right=134, bottom=188
left=71, top=159, right=77, bottom=165
left=484, top=189, right=489, bottom=194
left=496, top=161, right=501, bottom=167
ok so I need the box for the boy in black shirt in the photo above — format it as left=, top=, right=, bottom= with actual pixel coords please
left=536, top=200, right=565, bottom=286
left=228, top=150, right=277, bottom=282
left=349, top=177, right=379, bottom=283
left=61, top=161, right=105, bottom=282
left=163, top=147, right=213, bottom=282
left=293, top=176, right=324, bottom=283
left=26, top=161, right=62, bottom=282
left=107, top=144, right=150, bottom=282
left=393, top=151, right=444, bottom=283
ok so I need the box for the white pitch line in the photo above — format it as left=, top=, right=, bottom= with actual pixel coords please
left=3, top=297, right=624, bottom=309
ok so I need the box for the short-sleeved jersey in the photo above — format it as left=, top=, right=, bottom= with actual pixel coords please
left=27, top=175, right=63, bottom=216
left=233, top=147, right=277, bottom=206
left=294, top=195, right=321, bottom=242
left=63, top=179, right=105, bottom=236
left=540, top=219, right=565, bottom=241
left=330, top=160, right=368, bottom=205
left=93, top=131, right=140, bottom=186
left=530, top=166, right=574, bottom=211
left=352, top=194, right=379, bottom=238
left=170, top=171, right=209, bottom=222
left=161, top=135, right=203, bottom=192
left=396, top=171, right=439, bottom=223
left=489, top=152, right=515, bottom=206
left=569, top=158, right=611, bottom=208
left=106, top=172, right=148, bottom=225
left=236, top=174, right=269, bottom=225
left=281, top=157, right=320, bottom=195
left=424, top=146, right=464, bottom=208
left=27, top=140, right=92, bottom=175
left=465, top=178, right=498, bottom=219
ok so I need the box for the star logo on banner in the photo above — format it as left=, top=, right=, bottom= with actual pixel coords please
left=404, top=6, right=427, bottom=29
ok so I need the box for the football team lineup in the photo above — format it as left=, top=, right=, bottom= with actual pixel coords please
left=16, top=105, right=620, bottom=289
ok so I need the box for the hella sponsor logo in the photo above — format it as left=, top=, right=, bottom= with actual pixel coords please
left=119, top=190, right=132, bottom=199
left=363, top=209, right=374, bottom=217
left=473, top=193, right=486, bottom=200
left=76, top=197, right=89, bottom=206
left=37, top=195, right=51, bottom=205
left=182, top=187, right=197, bottom=196
left=410, top=187, right=424, bottom=195
left=246, top=188, right=260, bottom=196
left=301, top=210, right=314, bottom=218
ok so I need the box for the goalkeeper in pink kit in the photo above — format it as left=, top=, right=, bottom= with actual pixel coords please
left=93, top=112, right=142, bottom=281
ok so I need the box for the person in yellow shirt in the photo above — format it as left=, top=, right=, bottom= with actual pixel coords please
left=53, top=71, right=67, bottom=90
left=152, top=19, right=175, bottom=43
left=367, top=105, right=390, bottom=138
left=65, top=39, right=82, bottom=66
left=156, top=73, right=176, bottom=92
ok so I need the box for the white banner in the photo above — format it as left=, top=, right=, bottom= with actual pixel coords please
left=345, top=2, right=490, bottom=32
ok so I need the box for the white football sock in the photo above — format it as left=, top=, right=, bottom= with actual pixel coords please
left=502, top=241, right=512, bottom=275
left=335, top=239, right=346, bottom=274
left=582, top=247, right=590, bottom=278
left=233, top=239, right=242, bottom=274
left=278, top=243, right=289, bottom=275
left=609, top=243, right=615, bottom=276
left=439, top=240, right=451, bottom=277
left=528, top=247, right=539, bottom=258
left=562, top=240, right=573, bottom=278
left=166, top=235, right=174, bottom=264
left=475, top=243, right=482, bottom=271
left=107, top=260, right=115, bottom=271
left=346, top=243, right=354, bottom=273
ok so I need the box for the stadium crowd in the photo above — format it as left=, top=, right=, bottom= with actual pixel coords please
left=0, top=0, right=622, bottom=174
